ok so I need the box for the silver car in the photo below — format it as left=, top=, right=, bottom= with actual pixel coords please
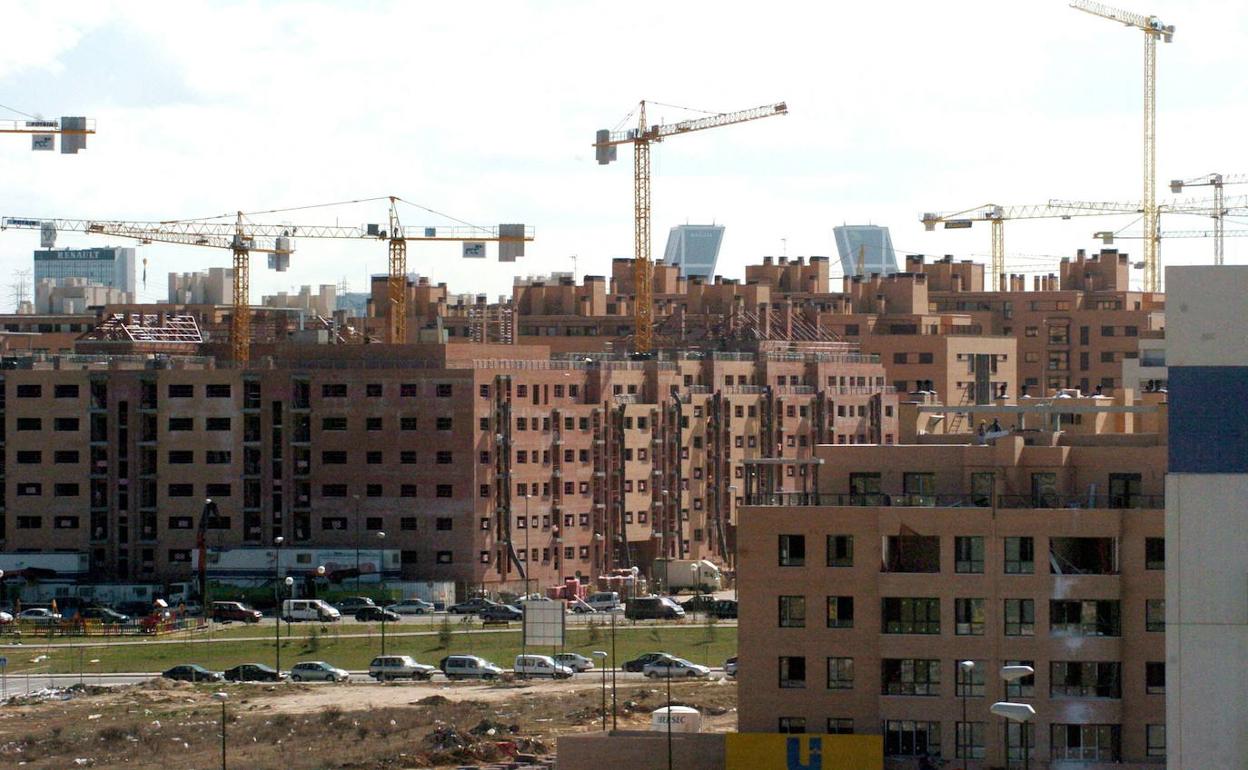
left=289, top=661, right=350, bottom=682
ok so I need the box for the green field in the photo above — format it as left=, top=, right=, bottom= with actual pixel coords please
left=0, top=622, right=737, bottom=675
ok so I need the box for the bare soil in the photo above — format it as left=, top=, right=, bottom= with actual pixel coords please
left=0, top=676, right=737, bottom=769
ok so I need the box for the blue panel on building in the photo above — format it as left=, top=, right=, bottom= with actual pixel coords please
left=1169, top=366, right=1248, bottom=473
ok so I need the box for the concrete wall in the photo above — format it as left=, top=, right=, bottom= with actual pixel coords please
left=557, top=731, right=725, bottom=770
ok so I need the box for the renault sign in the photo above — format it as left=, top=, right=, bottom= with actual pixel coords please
left=725, top=734, right=882, bottom=770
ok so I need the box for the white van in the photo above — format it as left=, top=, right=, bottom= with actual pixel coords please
left=587, top=591, right=622, bottom=612
left=281, top=599, right=341, bottom=622
left=514, top=654, right=574, bottom=679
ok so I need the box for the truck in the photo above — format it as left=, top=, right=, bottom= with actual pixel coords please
left=652, top=559, right=722, bottom=593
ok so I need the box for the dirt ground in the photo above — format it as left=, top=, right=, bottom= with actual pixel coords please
left=0, top=676, right=737, bottom=769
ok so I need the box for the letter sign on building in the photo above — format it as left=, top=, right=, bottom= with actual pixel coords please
left=725, top=734, right=882, bottom=770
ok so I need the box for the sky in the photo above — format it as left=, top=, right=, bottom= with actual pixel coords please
left=2, top=0, right=1247, bottom=307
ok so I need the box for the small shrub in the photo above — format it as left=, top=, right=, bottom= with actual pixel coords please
left=321, top=705, right=343, bottom=724
left=437, top=616, right=454, bottom=649
left=586, top=618, right=600, bottom=644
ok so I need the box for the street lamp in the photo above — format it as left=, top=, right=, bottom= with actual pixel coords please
left=377, top=531, right=388, bottom=655
left=213, top=691, right=228, bottom=770
left=659, top=489, right=669, bottom=593
left=726, top=486, right=738, bottom=600
left=995, top=664, right=1036, bottom=770
left=523, top=494, right=532, bottom=599
left=958, top=660, right=976, bottom=763
left=273, top=536, right=285, bottom=672
left=353, top=494, right=362, bottom=593
left=592, top=650, right=608, bottom=731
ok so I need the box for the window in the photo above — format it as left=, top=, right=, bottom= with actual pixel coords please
left=168, top=384, right=194, bottom=398
left=53, top=450, right=78, bottom=464
left=956, top=722, right=986, bottom=760
left=321, top=451, right=348, bottom=465
left=778, top=596, right=805, bottom=627
left=321, top=417, right=347, bottom=431
left=1051, top=599, right=1121, bottom=636
left=16, top=515, right=41, bottom=528
left=400, top=517, right=417, bottom=531
left=1146, top=661, right=1165, bottom=694
left=882, top=598, right=940, bottom=634
left=435, top=383, right=452, bottom=397
left=366, top=484, right=382, bottom=497
left=1050, top=724, right=1121, bottom=762
left=367, top=451, right=382, bottom=465
left=1146, top=725, right=1166, bottom=758
left=168, top=516, right=193, bottom=530
left=366, top=383, right=383, bottom=397
left=15, top=383, right=41, bottom=398
left=1004, top=599, right=1035, bottom=636
left=321, top=384, right=347, bottom=398
left=400, top=417, right=418, bottom=430
left=1024, top=326, right=1038, bottom=337
left=54, top=383, right=79, bottom=398
left=827, top=718, right=853, bottom=734
left=15, top=417, right=41, bottom=431
left=884, top=720, right=941, bottom=757
left=16, top=450, right=41, bottom=464
left=204, top=417, right=230, bottom=431
left=17, top=483, right=42, bottom=496
left=321, top=484, right=348, bottom=498
left=1003, top=659, right=1035, bottom=698
left=206, top=383, right=232, bottom=398
left=900, top=472, right=934, bottom=504
left=1004, top=536, right=1034, bottom=573
left=883, top=535, right=940, bottom=573
left=366, top=417, right=382, bottom=431
left=777, top=718, right=806, bottom=734
left=435, top=517, right=453, bottom=531
left=778, top=656, right=806, bottom=688
left=955, top=598, right=985, bottom=635
left=436, top=451, right=453, bottom=464
left=778, top=534, right=805, bottom=566
left=826, top=657, right=853, bottom=690
left=206, top=451, right=231, bottom=464
left=1050, top=661, right=1122, bottom=698
left=826, top=535, right=853, bottom=566
left=400, top=451, right=417, bottom=464
left=1146, top=599, right=1165, bottom=631
left=400, top=484, right=417, bottom=498
left=436, top=484, right=453, bottom=498
left=848, top=472, right=882, bottom=505
left=826, top=596, right=854, bottom=628
left=168, top=483, right=194, bottom=497
left=436, top=551, right=452, bottom=564
left=54, top=417, right=79, bottom=431
left=882, top=658, right=941, bottom=696
left=54, top=483, right=80, bottom=497
left=1145, top=537, right=1164, bottom=569
left=955, top=536, right=984, bottom=573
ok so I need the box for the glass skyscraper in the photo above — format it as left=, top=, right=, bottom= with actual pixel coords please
left=34, top=247, right=137, bottom=293
left=834, top=225, right=898, bottom=277
left=663, top=224, right=725, bottom=281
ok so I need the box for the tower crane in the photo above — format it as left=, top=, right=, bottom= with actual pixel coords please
left=1069, top=0, right=1174, bottom=292
left=1, top=201, right=533, bottom=360
left=0, top=116, right=94, bottom=153
left=593, top=101, right=788, bottom=354
left=1168, top=174, right=1248, bottom=265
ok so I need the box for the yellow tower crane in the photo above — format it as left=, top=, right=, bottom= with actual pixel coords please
left=2, top=203, right=533, bottom=361
left=593, top=101, right=788, bottom=354
left=1070, top=0, right=1174, bottom=292
left=0, top=116, right=94, bottom=153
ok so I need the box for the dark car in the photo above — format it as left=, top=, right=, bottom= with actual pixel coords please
left=354, top=606, right=401, bottom=623
left=623, top=652, right=673, bottom=673
left=162, top=664, right=222, bottom=683
left=334, top=596, right=377, bottom=613
left=448, top=597, right=499, bottom=615
left=710, top=599, right=738, bottom=619
left=480, top=604, right=523, bottom=622
left=211, top=601, right=263, bottom=623
left=625, top=596, right=685, bottom=621
left=679, top=594, right=718, bottom=613
left=78, top=606, right=131, bottom=624
left=116, top=601, right=155, bottom=618
left=224, top=663, right=286, bottom=682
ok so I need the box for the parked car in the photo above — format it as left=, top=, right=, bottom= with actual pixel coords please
left=116, top=601, right=155, bottom=618
left=439, top=655, right=504, bottom=680
left=643, top=657, right=711, bottom=679
left=586, top=592, right=623, bottom=612
left=480, top=604, right=523, bottom=622
left=567, top=598, right=597, bottom=614
left=625, top=596, right=685, bottom=621
left=0, top=611, right=13, bottom=625
left=333, top=597, right=376, bottom=613
left=724, top=656, right=738, bottom=678
left=553, top=653, right=595, bottom=672
left=385, top=599, right=435, bottom=615
left=281, top=599, right=341, bottom=623
left=679, top=594, right=718, bottom=613
left=77, top=607, right=131, bottom=624
left=514, top=654, right=574, bottom=679
left=368, top=655, right=436, bottom=681
left=211, top=601, right=263, bottom=623
left=18, top=608, right=62, bottom=625
left=162, top=664, right=223, bottom=682
left=354, top=606, right=401, bottom=623
left=623, top=652, right=673, bottom=673
left=448, top=598, right=499, bottom=615
left=710, top=600, right=738, bottom=619
left=224, top=663, right=286, bottom=682
left=288, top=661, right=350, bottom=682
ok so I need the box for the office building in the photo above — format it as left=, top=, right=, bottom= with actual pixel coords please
left=663, top=224, right=725, bottom=281
left=738, top=391, right=1167, bottom=767
left=34, top=247, right=136, bottom=295
left=1163, top=266, right=1248, bottom=770
left=168, top=268, right=234, bottom=306
left=834, top=225, right=898, bottom=278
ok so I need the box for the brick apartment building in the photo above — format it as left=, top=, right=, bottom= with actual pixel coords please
left=0, top=341, right=896, bottom=594
left=737, top=393, right=1167, bottom=768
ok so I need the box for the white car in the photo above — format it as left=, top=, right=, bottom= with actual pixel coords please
left=288, top=661, right=350, bottom=682
left=554, top=653, right=595, bottom=672
left=386, top=599, right=435, bottom=615
left=0, top=611, right=13, bottom=624
left=643, top=657, right=711, bottom=679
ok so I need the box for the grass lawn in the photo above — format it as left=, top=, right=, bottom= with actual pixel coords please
left=1, top=622, right=737, bottom=675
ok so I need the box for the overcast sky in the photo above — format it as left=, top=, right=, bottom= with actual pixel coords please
left=2, top=0, right=1246, bottom=306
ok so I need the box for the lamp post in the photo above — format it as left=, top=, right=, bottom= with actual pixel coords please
left=610, top=610, right=618, bottom=730
left=660, top=489, right=669, bottom=594
left=377, top=531, right=387, bottom=655
left=994, top=664, right=1036, bottom=770
left=353, top=494, right=362, bottom=593
left=664, top=662, right=674, bottom=770
left=958, top=660, right=975, bottom=764
left=592, top=650, right=608, bottom=731
left=523, top=494, right=532, bottom=599
left=213, top=691, right=228, bottom=770
left=726, top=485, right=738, bottom=600
left=273, top=536, right=284, bottom=672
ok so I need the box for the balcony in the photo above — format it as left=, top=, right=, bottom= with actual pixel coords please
left=746, top=492, right=1162, bottom=509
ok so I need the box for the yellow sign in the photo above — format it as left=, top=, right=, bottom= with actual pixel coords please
left=726, top=734, right=883, bottom=770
